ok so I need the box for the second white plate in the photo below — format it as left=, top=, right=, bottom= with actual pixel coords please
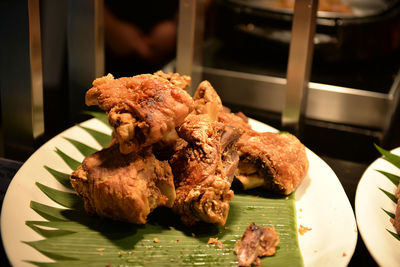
left=355, top=147, right=400, bottom=266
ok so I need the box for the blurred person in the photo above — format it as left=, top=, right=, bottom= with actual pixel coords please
left=104, top=1, right=179, bottom=77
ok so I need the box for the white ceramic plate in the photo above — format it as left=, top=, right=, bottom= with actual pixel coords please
left=1, top=118, right=357, bottom=266
left=355, top=147, right=400, bottom=267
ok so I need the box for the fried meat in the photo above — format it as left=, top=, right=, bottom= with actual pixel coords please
left=217, top=110, right=252, bottom=134
left=234, top=222, right=280, bottom=266
left=153, top=70, right=191, bottom=90
left=170, top=114, right=241, bottom=226
left=235, top=131, right=309, bottom=195
left=192, top=80, right=224, bottom=121
left=85, top=72, right=194, bottom=154
left=191, top=79, right=308, bottom=195
left=70, top=145, right=175, bottom=224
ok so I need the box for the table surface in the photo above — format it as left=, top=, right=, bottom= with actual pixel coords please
left=0, top=156, right=378, bottom=266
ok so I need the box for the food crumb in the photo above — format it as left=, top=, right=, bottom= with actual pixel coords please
left=342, top=252, right=347, bottom=257
left=285, top=197, right=289, bottom=200
left=129, top=250, right=135, bottom=254
left=106, top=264, right=112, bottom=267
left=207, top=237, right=225, bottom=249
left=298, top=225, right=312, bottom=235
left=153, top=237, right=160, bottom=243
left=299, top=208, right=303, bottom=212
left=390, top=218, right=394, bottom=224
left=119, top=250, right=125, bottom=255
left=144, top=260, right=152, bottom=264
left=260, top=214, right=266, bottom=217
left=208, top=237, right=219, bottom=244
left=191, top=233, right=196, bottom=237
left=169, top=226, right=174, bottom=230
left=224, top=226, right=229, bottom=230
left=237, top=226, right=241, bottom=230
left=96, top=248, right=105, bottom=252
left=176, top=239, right=180, bottom=242
left=99, top=253, right=104, bottom=256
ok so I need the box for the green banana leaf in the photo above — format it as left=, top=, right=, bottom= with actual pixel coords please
left=25, top=112, right=303, bottom=266
left=375, top=144, right=400, bottom=241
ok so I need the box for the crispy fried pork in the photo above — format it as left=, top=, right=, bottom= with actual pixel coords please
left=73, top=71, right=308, bottom=229
left=234, top=223, right=280, bottom=267
left=85, top=71, right=194, bottom=154
left=170, top=114, right=241, bottom=226
left=192, top=80, right=251, bottom=131
left=217, top=103, right=308, bottom=195
left=191, top=80, right=308, bottom=195
left=192, top=80, right=224, bottom=121
left=70, top=145, right=175, bottom=224
left=235, top=131, right=309, bottom=195
left=153, top=70, right=191, bottom=90
left=218, top=110, right=252, bottom=134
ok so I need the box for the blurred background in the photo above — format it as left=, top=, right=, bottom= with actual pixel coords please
left=1, top=0, right=400, bottom=163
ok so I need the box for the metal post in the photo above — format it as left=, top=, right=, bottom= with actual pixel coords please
left=176, top=0, right=206, bottom=95
left=67, top=0, right=104, bottom=122
left=0, top=0, right=44, bottom=160
left=282, top=0, right=318, bottom=135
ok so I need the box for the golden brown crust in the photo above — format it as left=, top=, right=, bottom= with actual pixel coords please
left=153, top=70, right=191, bottom=90
left=170, top=114, right=240, bottom=226
left=85, top=73, right=194, bottom=154
left=236, top=131, right=309, bottom=195
left=70, top=145, right=175, bottom=224
left=192, top=80, right=224, bottom=121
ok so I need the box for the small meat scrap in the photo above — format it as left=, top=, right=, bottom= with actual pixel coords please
left=234, top=223, right=280, bottom=267
left=298, top=225, right=312, bottom=235
left=208, top=237, right=224, bottom=249
left=394, top=199, right=400, bottom=234
left=208, top=237, right=219, bottom=244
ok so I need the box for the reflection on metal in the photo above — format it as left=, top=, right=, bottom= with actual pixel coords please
left=0, top=0, right=44, bottom=159
left=176, top=0, right=206, bottom=95
left=382, top=69, right=400, bottom=138
left=29, top=0, right=45, bottom=139
left=67, top=0, right=104, bottom=121
left=282, top=0, right=318, bottom=135
left=95, top=0, right=105, bottom=77
left=203, top=67, right=399, bottom=130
